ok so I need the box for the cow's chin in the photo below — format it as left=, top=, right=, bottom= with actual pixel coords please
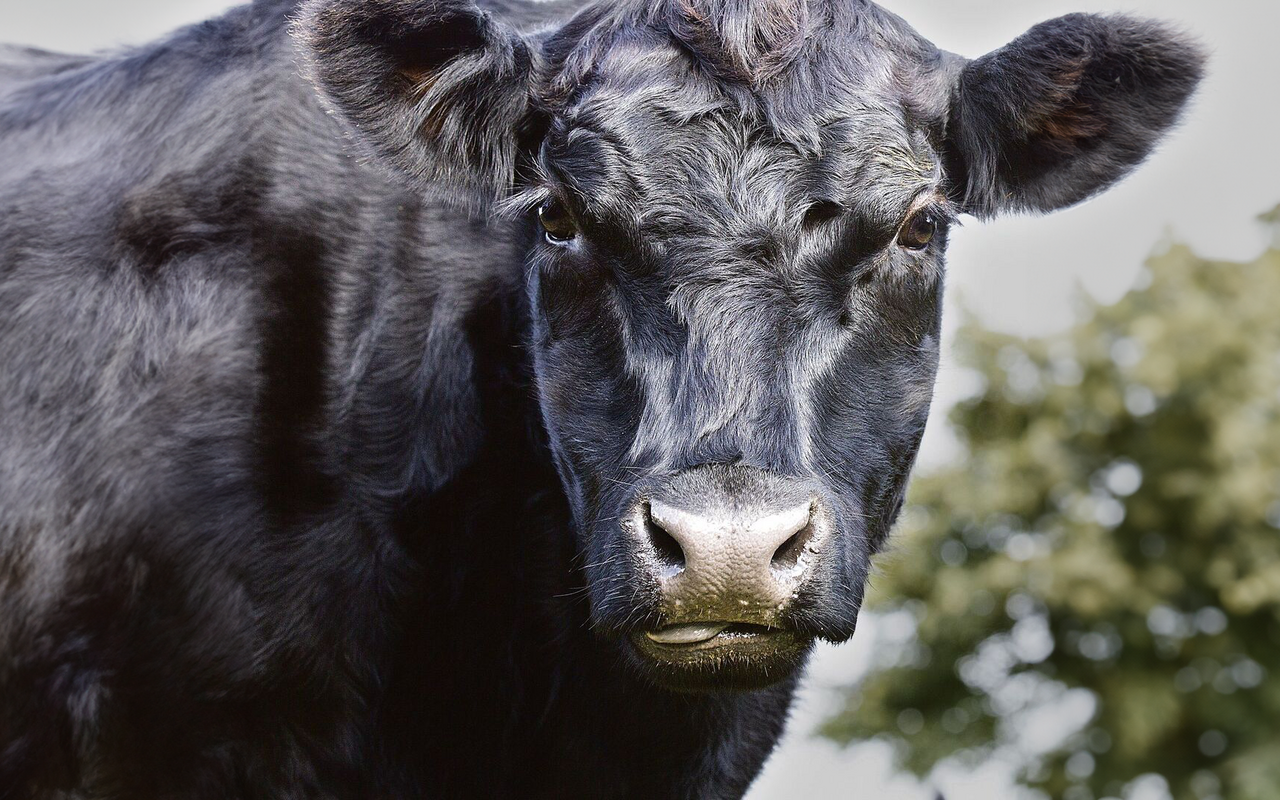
left=625, top=626, right=814, bottom=693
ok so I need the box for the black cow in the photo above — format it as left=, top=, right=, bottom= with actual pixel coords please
left=0, top=0, right=1202, bottom=797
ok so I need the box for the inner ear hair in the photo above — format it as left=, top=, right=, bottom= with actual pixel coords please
left=1021, top=60, right=1107, bottom=147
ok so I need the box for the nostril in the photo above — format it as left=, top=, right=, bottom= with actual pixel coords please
left=644, top=502, right=686, bottom=572
left=771, top=513, right=815, bottom=571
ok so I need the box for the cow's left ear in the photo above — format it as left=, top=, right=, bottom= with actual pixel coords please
left=297, top=0, right=537, bottom=207
left=946, top=14, right=1205, bottom=218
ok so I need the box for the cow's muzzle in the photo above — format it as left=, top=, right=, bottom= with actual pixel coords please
left=622, top=465, right=826, bottom=690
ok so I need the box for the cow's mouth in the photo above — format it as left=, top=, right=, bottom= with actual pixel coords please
left=628, top=622, right=812, bottom=692
left=645, top=621, right=774, bottom=647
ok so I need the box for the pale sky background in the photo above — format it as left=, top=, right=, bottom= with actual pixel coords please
left=4, top=1, right=1278, bottom=798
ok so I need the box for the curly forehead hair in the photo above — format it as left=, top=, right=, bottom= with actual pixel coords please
left=667, top=0, right=811, bottom=83
left=541, top=0, right=822, bottom=94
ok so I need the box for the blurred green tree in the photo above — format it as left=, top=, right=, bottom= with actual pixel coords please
left=823, top=212, right=1280, bottom=800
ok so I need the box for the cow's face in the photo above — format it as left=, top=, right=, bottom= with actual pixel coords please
left=516, top=24, right=954, bottom=689
left=303, top=0, right=1203, bottom=691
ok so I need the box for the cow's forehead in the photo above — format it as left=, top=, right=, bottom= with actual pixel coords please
left=537, top=1, right=955, bottom=233
left=544, top=84, right=942, bottom=239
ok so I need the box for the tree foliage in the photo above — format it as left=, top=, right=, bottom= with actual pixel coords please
left=823, top=214, right=1280, bottom=800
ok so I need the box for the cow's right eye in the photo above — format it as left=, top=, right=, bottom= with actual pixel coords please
left=538, top=199, right=578, bottom=244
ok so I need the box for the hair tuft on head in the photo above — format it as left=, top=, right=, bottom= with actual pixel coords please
left=664, top=0, right=810, bottom=85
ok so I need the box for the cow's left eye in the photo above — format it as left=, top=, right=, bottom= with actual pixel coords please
left=897, top=209, right=938, bottom=250
left=538, top=199, right=578, bottom=244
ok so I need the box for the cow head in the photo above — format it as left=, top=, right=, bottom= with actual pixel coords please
left=300, top=0, right=1203, bottom=691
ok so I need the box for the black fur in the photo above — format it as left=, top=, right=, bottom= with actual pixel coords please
left=0, top=0, right=1203, bottom=796
left=947, top=13, right=1206, bottom=216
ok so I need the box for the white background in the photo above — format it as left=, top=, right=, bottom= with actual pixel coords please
left=5, top=1, right=1278, bottom=797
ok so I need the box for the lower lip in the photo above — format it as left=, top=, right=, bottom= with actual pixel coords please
left=628, top=625, right=811, bottom=691
left=643, top=623, right=778, bottom=651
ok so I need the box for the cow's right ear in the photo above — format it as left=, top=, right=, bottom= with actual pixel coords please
left=297, top=0, right=538, bottom=207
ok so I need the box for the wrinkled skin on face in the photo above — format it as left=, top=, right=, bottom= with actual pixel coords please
left=302, top=0, right=1204, bottom=691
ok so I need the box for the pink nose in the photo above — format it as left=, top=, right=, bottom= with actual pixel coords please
left=643, top=497, right=817, bottom=614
